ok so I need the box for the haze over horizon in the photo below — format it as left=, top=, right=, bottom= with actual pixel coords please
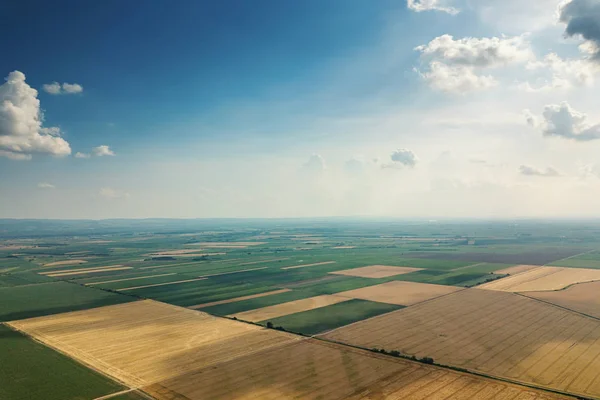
left=2, top=0, right=600, bottom=219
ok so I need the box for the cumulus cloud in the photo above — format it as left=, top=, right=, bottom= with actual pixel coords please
left=0, top=71, right=71, bottom=160
left=407, top=0, right=459, bottom=15
left=303, top=154, right=326, bottom=173
left=37, top=182, right=56, bottom=189
left=92, top=145, right=115, bottom=157
left=75, top=152, right=90, bottom=158
left=521, top=53, right=599, bottom=91
left=415, top=35, right=533, bottom=93
left=383, top=149, right=418, bottom=169
left=526, top=102, right=600, bottom=141
left=99, top=187, right=129, bottom=199
left=559, top=0, right=600, bottom=61
left=42, top=81, right=83, bottom=95
left=519, top=165, right=561, bottom=177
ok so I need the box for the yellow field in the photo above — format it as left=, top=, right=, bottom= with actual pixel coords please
left=479, top=266, right=600, bottom=292
left=337, top=281, right=463, bottom=306
left=494, top=264, right=540, bottom=275
left=189, top=288, right=292, bottom=309
left=42, top=259, right=88, bottom=267
left=43, top=266, right=132, bottom=277
left=330, top=265, right=423, bottom=278
left=143, top=339, right=570, bottom=400
left=8, top=299, right=573, bottom=400
left=281, top=261, right=336, bottom=270
left=525, top=281, right=600, bottom=319
left=322, top=288, right=600, bottom=399
left=229, top=294, right=350, bottom=322
left=8, top=300, right=301, bottom=388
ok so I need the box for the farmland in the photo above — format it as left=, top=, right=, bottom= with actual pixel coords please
left=2, top=218, right=600, bottom=399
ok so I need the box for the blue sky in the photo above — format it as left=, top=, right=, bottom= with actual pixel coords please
left=2, top=0, right=600, bottom=218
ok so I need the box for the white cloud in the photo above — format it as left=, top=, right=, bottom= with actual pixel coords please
left=0, top=71, right=71, bottom=160
left=415, top=35, right=533, bottom=93
left=303, top=154, right=326, bottom=172
left=99, top=187, right=129, bottom=199
left=383, top=148, right=418, bottom=168
left=75, top=152, right=90, bottom=158
left=37, top=182, right=56, bottom=189
left=559, top=0, right=600, bottom=61
left=42, top=81, right=84, bottom=95
left=520, top=53, right=599, bottom=91
left=407, top=0, right=459, bottom=15
left=519, top=165, right=560, bottom=177
left=92, top=145, right=115, bottom=157
left=526, top=102, right=600, bottom=141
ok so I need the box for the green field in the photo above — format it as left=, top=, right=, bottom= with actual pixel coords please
left=0, top=282, right=136, bottom=322
left=0, top=324, right=125, bottom=400
left=259, top=299, right=403, bottom=335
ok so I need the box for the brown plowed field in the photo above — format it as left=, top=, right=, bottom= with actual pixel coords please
left=525, top=281, right=600, bottom=319
left=479, top=266, right=600, bottom=292
left=330, top=265, right=422, bottom=278
left=322, top=288, right=600, bottom=399
left=336, top=281, right=463, bottom=306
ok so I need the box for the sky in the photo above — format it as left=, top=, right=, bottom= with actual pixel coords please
left=1, top=0, right=600, bottom=219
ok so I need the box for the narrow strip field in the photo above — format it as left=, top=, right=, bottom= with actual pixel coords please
left=189, top=288, right=291, bottom=309
left=524, top=281, right=600, bottom=319
left=280, top=261, right=336, bottom=270
left=87, top=273, right=177, bottom=286
left=330, top=265, right=422, bottom=278
left=44, top=266, right=132, bottom=277
left=322, top=288, right=600, bottom=399
left=478, top=266, right=600, bottom=292
left=229, top=294, right=350, bottom=322
left=118, top=277, right=207, bottom=291
left=336, top=281, right=463, bottom=306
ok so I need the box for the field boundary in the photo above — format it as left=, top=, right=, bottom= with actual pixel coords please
left=517, top=292, right=600, bottom=322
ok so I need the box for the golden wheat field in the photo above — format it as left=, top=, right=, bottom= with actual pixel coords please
left=322, top=288, right=600, bottom=399
left=143, top=339, right=572, bottom=400
left=330, top=265, right=422, bottom=278
left=494, top=265, right=541, bottom=275
left=525, top=281, right=600, bottom=319
left=479, top=266, right=600, bottom=292
left=229, top=294, right=350, bottom=322
left=337, top=281, right=463, bottom=306
left=8, top=300, right=301, bottom=388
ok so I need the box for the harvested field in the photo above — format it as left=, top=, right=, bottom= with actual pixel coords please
left=281, top=261, right=336, bottom=270
left=229, top=294, right=350, bottom=322
left=87, top=273, right=177, bottom=286
left=478, top=266, right=600, bottom=292
left=143, top=339, right=571, bottom=400
left=330, top=265, right=422, bottom=278
left=9, top=300, right=301, bottom=388
left=40, top=265, right=126, bottom=275
left=189, top=289, right=291, bottom=309
left=322, top=288, right=600, bottom=399
left=525, top=281, right=600, bottom=319
left=43, top=259, right=88, bottom=267
left=44, top=266, right=132, bottom=277
left=494, top=264, right=540, bottom=275
left=336, top=281, right=463, bottom=306
left=118, top=277, right=207, bottom=291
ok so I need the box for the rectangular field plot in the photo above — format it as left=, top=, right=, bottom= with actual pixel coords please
left=229, top=294, right=350, bottom=322
left=9, top=300, right=301, bottom=389
left=330, top=265, right=422, bottom=278
left=494, top=264, right=540, bottom=275
left=142, top=339, right=572, bottom=400
left=322, top=288, right=600, bottom=399
left=478, top=266, right=600, bottom=292
left=262, top=299, right=403, bottom=335
left=0, top=324, right=125, bottom=400
left=525, top=281, right=600, bottom=319
left=337, top=281, right=463, bottom=306
left=0, top=281, right=135, bottom=322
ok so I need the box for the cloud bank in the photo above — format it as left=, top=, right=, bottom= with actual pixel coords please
left=0, top=71, right=71, bottom=160
left=559, top=0, right=600, bottom=61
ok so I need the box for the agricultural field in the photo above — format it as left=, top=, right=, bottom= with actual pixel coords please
left=478, top=266, right=600, bottom=292
left=2, top=218, right=600, bottom=399
left=525, top=281, right=600, bottom=319
left=322, top=288, right=600, bottom=399
left=0, top=324, right=126, bottom=400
